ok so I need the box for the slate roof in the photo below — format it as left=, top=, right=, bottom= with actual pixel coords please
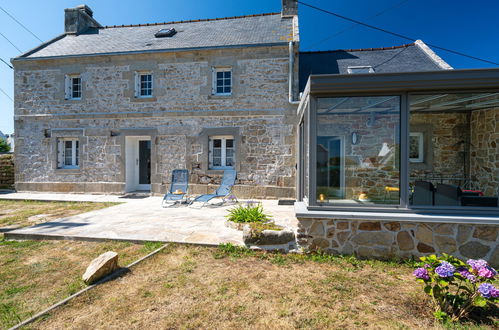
left=299, top=41, right=452, bottom=91
left=18, top=13, right=293, bottom=59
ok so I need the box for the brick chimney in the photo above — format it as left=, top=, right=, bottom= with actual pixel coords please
left=64, top=5, right=102, bottom=35
left=282, top=0, right=298, bottom=17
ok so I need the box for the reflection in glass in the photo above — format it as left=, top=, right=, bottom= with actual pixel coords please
left=316, top=96, right=401, bottom=205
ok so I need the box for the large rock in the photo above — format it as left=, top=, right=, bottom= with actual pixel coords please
left=82, top=251, right=119, bottom=284
left=416, top=224, right=433, bottom=245
left=472, top=226, right=498, bottom=242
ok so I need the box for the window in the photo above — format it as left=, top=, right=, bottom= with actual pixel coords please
left=209, top=136, right=235, bottom=169
left=212, top=68, right=232, bottom=95
left=347, top=66, right=375, bottom=74
left=57, top=138, right=79, bottom=169
left=409, top=132, right=424, bottom=163
left=65, top=74, right=81, bottom=100
left=135, top=72, right=153, bottom=98
left=315, top=96, right=401, bottom=205
left=155, top=28, right=176, bottom=38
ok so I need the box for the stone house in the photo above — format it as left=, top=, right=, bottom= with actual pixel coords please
left=12, top=2, right=299, bottom=198
left=11, top=1, right=499, bottom=262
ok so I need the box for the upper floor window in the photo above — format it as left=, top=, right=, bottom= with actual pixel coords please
left=57, top=138, right=79, bottom=169
left=209, top=136, right=235, bottom=169
left=212, top=67, right=232, bottom=95
left=65, top=74, right=81, bottom=100
left=135, top=72, right=153, bottom=98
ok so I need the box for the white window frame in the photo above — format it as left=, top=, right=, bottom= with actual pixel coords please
left=209, top=135, right=235, bottom=170
left=212, top=67, right=232, bottom=96
left=134, top=71, right=153, bottom=98
left=409, top=132, right=424, bottom=163
left=57, top=138, right=79, bottom=169
left=347, top=66, right=375, bottom=74
left=65, top=74, right=81, bottom=100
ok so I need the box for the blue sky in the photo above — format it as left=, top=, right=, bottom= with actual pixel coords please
left=1, top=0, right=499, bottom=134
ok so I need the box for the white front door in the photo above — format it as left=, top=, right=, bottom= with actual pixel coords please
left=125, top=136, right=151, bottom=192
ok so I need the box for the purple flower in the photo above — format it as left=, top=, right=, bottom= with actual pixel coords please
left=413, top=267, right=430, bottom=280
left=467, top=259, right=488, bottom=271
left=478, top=283, right=498, bottom=299
left=478, top=266, right=497, bottom=279
left=457, top=267, right=476, bottom=283
left=435, top=261, right=455, bottom=278
left=424, top=264, right=431, bottom=268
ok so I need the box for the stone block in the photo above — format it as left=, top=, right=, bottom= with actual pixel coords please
left=417, top=243, right=435, bottom=253
left=336, top=221, right=349, bottom=230
left=384, top=222, right=401, bottom=232
left=351, top=232, right=392, bottom=246
left=336, top=231, right=350, bottom=245
left=358, top=222, right=381, bottom=231
left=309, top=221, right=325, bottom=236
left=434, top=224, right=455, bottom=235
left=457, top=225, right=473, bottom=244
left=397, top=231, right=414, bottom=251
left=459, top=241, right=491, bottom=259
left=310, top=238, right=329, bottom=250
left=434, top=235, right=457, bottom=254
left=489, top=246, right=499, bottom=268
left=416, top=224, right=433, bottom=245
left=472, top=226, right=498, bottom=242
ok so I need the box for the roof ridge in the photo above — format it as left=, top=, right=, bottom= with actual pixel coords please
left=103, top=12, right=281, bottom=29
left=301, top=43, right=416, bottom=54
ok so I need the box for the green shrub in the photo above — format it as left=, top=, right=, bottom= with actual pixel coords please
left=226, top=202, right=271, bottom=224
left=0, top=138, right=10, bottom=153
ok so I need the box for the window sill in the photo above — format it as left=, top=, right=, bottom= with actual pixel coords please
left=208, top=94, right=232, bottom=99
left=132, top=96, right=157, bottom=102
left=294, top=202, right=499, bottom=225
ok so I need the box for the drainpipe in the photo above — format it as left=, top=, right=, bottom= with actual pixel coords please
left=288, top=41, right=300, bottom=105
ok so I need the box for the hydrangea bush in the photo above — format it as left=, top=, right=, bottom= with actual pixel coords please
left=413, top=254, right=498, bottom=321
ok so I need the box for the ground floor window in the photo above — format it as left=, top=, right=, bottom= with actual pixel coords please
left=209, top=136, right=234, bottom=169
left=57, top=138, right=79, bottom=169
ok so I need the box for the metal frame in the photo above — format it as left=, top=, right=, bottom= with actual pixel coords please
left=301, top=68, right=499, bottom=216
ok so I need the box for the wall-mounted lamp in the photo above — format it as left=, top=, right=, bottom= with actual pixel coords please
left=44, top=129, right=51, bottom=138
left=351, top=132, right=359, bottom=145
left=110, top=130, right=120, bottom=137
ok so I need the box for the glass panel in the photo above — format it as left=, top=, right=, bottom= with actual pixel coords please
left=409, top=93, right=499, bottom=208
left=72, top=77, right=81, bottom=98
left=216, top=72, right=223, bottom=79
left=213, top=139, right=222, bottom=148
left=75, top=141, right=79, bottom=166
left=64, top=141, right=73, bottom=166
left=213, top=157, right=222, bottom=167
left=223, top=86, right=231, bottom=94
left=226, top=139, right=233, bottom=148
left=216, top=87, right=223, bottom=94
left=316, top=96, right=401, bottom=205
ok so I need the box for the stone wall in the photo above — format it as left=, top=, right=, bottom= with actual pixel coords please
left=297, top=217, right=499, bottom=267
left=470, top=108, right=499, bottom=196
left=409, top=112, right=470, bottom=185
left=14, top=46, right=298, bottom=198
left=0, top=154, right=14, bottom=189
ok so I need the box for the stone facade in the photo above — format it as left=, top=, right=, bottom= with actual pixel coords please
left=13, top=46, right=299, bottom=198
left=297, top=217, right=499, bottom=267
left=0, top=154, right=14, bottom=190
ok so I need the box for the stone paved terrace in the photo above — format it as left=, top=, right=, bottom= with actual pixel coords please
left=2, top=194, right=297, bottom=246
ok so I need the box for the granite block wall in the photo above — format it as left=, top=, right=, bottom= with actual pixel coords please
left=297, top=217, right=499, bottom=267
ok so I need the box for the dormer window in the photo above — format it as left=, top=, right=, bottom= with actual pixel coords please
left=347, top=66, right=375, bottom=74
left=155, top=28, right=176, bottom=38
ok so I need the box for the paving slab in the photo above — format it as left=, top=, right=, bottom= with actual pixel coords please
left=0, top=192, right=131, bottom=203
left=5, top=197, right=298, bottom=246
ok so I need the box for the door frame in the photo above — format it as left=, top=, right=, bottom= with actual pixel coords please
left=125, top=136, right=151, bottom=192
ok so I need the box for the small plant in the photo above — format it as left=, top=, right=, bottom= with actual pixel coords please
left=226, top=202, right=271, bottom=224
left=413, top=254, right=498, bottom=322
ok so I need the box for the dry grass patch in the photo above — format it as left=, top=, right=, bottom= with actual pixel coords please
left=0, top=200, right=118, bottom=228
left=30, top=244, right=497, bottom=329
left=0, top=238, right=153, bottom=329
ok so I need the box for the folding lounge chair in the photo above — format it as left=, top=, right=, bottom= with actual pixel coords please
left=162, top=169, right=189, bottom=207
left=190, top=169, right=237, bottom=207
